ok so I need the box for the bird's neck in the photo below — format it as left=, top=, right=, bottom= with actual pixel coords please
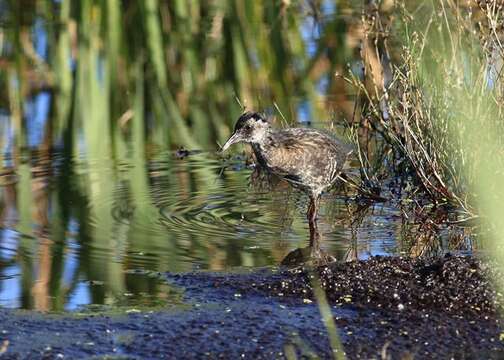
left=252, top=130, right=274, bottom=151
left=251, top=130, right=275, bottom=167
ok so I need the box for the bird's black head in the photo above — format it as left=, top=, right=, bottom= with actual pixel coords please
left=221, top=112, right=270, bottom=151
left=233, top=112, right=267, bottom=131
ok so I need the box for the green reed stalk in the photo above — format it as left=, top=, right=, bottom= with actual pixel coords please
left=311, top=273, right=346, bottom=360
left=54, top=0, right=73, bottom=138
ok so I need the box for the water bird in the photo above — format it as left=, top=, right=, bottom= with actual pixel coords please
left=221, top=111, right=353, bottom=258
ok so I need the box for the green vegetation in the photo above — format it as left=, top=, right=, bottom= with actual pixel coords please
left=351, top=1, right=504, bottom=221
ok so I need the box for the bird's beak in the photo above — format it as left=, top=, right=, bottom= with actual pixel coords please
left=220, top=132, right=242, bottom=152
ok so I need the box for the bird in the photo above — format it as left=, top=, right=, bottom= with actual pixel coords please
left=221, top=111, right=353, bottom=258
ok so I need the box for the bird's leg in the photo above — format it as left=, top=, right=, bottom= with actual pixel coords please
left=308, top=194, right=321, bottom=258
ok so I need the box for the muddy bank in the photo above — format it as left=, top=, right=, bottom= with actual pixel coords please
left=236, top=254, right=500, bottom=316
left=0, top=256, right=503, bottom=359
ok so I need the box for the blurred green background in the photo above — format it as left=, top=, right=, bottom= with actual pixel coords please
left=0, top=0, right=364, bottom=155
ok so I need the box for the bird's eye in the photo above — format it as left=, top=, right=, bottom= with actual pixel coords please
left=245, top=125, right=252, bottom=131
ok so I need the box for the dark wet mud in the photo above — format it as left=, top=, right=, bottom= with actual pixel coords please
left=0, top=256, right=503, bottom=359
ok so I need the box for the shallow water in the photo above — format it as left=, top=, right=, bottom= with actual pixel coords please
left=0, top=146, right=472, bottom=311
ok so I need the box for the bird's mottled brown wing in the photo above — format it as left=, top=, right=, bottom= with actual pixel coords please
left=263, top=128, right=352, bottom=192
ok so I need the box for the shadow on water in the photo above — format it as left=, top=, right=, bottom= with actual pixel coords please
left=0, top=1, right=477, bottom=311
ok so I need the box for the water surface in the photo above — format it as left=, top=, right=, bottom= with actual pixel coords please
left=0, top=145, right=473, bottom=311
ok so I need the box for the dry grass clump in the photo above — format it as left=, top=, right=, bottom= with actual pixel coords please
left=348, top=1, right=504, bottom=220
